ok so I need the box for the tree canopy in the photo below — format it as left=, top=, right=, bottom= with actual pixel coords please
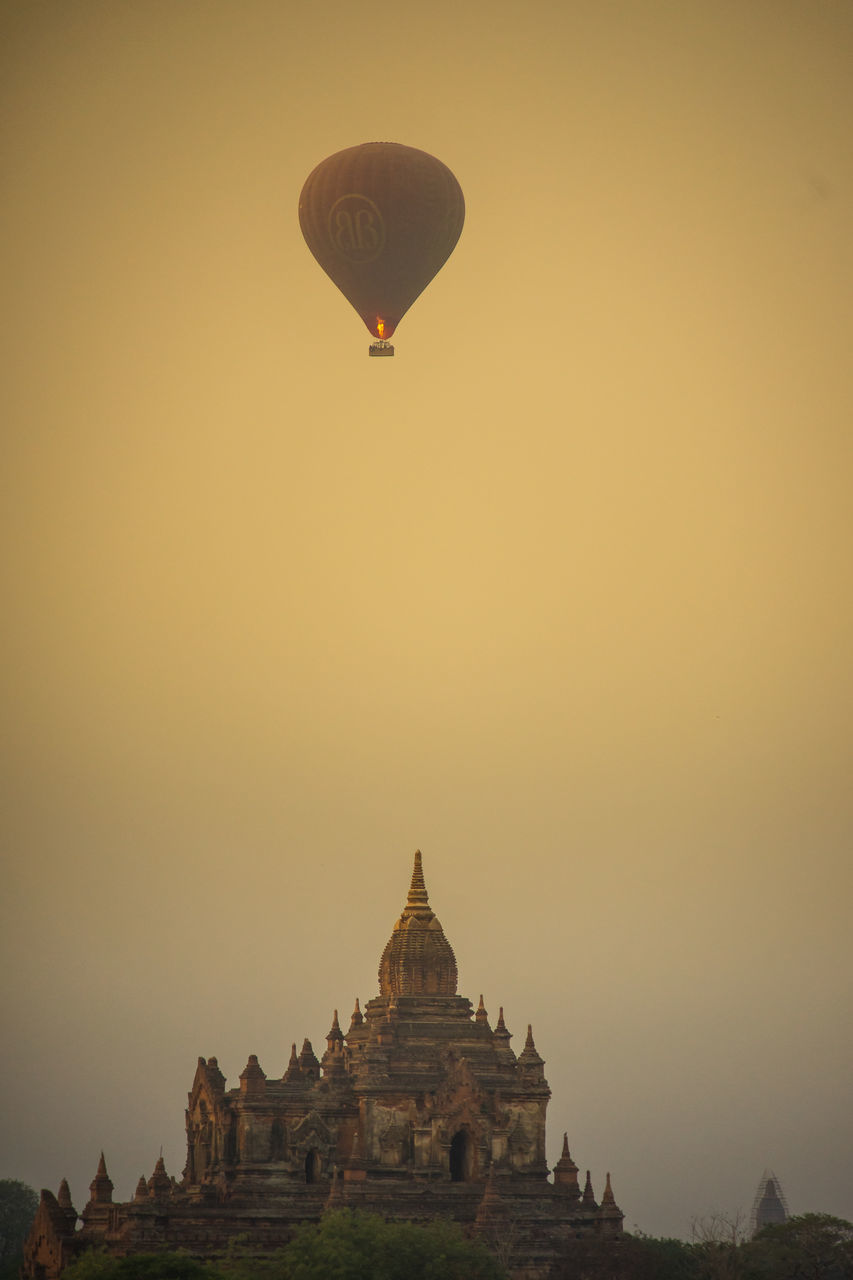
left=547, top=1215, right=853, bottom=1280
left=744, top=1213, right=853, bottom=1280
left=58, top=1211, right=853, bottom=1280
left=62, top=1254, right=218, bottom=1280
left=0, top=1180, right=39, bottom=1280
left=278, top=1210, right=505, bottom=1280
left=63, top=1212, right=507, bottom=1280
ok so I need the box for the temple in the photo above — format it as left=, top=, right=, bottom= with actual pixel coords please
left=24, top=852, right=623, bottom=1279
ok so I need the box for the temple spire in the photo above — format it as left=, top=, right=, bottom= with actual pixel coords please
left=598, top=1171, right=623, bottom=1231
left=493, top=1006, right=516, bottom=1064
left=89, top=1152, right=113, bottom=1204
left=475, top=1161, right=508, bottom=1233
left=322, top=1010, right=346, bottom=1076
left=517, top=1023, right=545, bottom=1081
left=284, top=1042, right=301, bottom=1082
left=324, top=1167, right=343, bottom=1211
left=239, top=1054, right=267, bottom=1095
left=148, top=1154, right=171, bottom=1199
left=378, top=850, right=458, bottom=996
left=298, top=1038, right=320, bottom=1080
left=554, top=1132, right=580, bottom=1199
left=403, top=849, right=430, bottom=915
left=326, top=1009, right=343, bottom=1043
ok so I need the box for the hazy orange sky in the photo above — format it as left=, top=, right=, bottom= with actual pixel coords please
left=2, top=0, right=851, bottom=1240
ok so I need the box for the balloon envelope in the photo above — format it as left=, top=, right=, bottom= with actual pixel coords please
left=298, top=142, right=465, bottom=341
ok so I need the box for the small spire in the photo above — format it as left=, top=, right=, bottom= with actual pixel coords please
left=284, top=1042, right=302, bottom=1082
left=148, top=1154, right=171, bottom=1198
left=239, top=1054, right=267, bottom=1094
left=475, top=1161, right=507, bottom=1231
left=89, top=1152, right=113, bottom=1204
left=134, top=1176, right=148, bottom=1201
left=345, top=999, right=367, bottom=1054
left=517, top=1023, right=545, bottom=1079
left=476, top=994, right=489, bottom=1024
left=327, top=1010, right=343, bottom=1042
left=298, top=1037, right=320, bottom=1080
left=325, top=1166, right=343, bottom=1210
left=323, top=1011, right=347, bottom=1075
left=602, top=1171, right=615, bottom=1205
left=554, top=1133, right=580, bottom=1197
left=492, top=1005, right=516, bottom=1063
left=57, top=1179, right=73, bottom=1210
left=582, top=1169, right=597, bottom=1207
left=403, top=849, right=430, bottom=914
left=240, top=1053, right=266, bottom=1076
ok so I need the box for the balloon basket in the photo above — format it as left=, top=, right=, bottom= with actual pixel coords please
left=369, top=340, right=395, bottom=357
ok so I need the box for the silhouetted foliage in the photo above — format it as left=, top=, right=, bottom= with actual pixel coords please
left=63, top=1213, right=507, bottom=1280
left=688, top=1210, right=751, bottom=1280
left=279, top=1210, right=506, bottom=1280
left=0, top=1180, right=38, bottom=1280
left=549, top=1232, right=698, bottom=1280
left=64, top=1253, right=222, bottom=1280
left=549, top=1215, right=853, bottom=1280
left=56, top=1212, right=853, bottom=1280
left=742, top=1214, right=853, bottom=1280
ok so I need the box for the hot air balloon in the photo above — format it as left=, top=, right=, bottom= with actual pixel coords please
left=298, top=142, right=464, bottom=357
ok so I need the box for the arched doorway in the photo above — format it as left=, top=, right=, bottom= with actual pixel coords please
left=305, top=1149, right=321, bottom=1184
left=449, top=1129, right=471, bottom=1182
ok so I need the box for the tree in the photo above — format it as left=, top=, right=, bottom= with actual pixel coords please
left=63, top=1214, right=507, bottom=1280
left=743, top=1214, right=853, bottom=1280
left=63, top=1252, right=224, bottom=1280
left=690, top=1210, right=750, bottom=1280
left=549, top=1231, right=698, bottom=1280
left=691, top=1210, right=750, bottom=1248
left=0, top=1180, right=38, bottom=1280
left=279, top=1210, right=507, bottom=1280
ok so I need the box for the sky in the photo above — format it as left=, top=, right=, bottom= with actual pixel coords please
left=2, top=0, right=852, bottom=1243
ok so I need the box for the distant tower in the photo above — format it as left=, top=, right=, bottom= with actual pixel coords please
left=750, top=1169, right=790, bottom=1236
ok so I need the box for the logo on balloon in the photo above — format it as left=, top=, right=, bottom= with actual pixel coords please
left=328, top=194, right=386, bottom=263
